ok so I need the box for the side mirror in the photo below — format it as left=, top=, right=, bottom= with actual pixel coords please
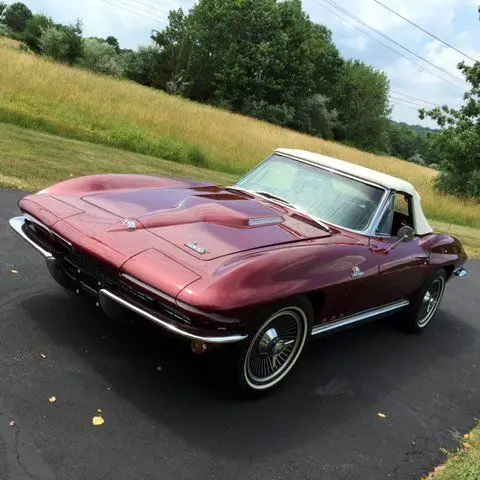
left=397, top=225, right=416, bottom=243
left=382, top=225, right=416, bottom=254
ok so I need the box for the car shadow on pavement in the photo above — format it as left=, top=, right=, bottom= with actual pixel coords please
left=21, top=288, right=478, bottom=462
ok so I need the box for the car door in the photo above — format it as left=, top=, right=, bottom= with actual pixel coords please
left=369, top=192, right=429, bottom=305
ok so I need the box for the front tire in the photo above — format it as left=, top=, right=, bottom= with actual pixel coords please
left=235, top=297, right=312, bottom=396
left=404, top=269, right=447, bottom=333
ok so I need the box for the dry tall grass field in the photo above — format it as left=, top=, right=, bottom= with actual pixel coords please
left=0, top=38, right=478, bottom=227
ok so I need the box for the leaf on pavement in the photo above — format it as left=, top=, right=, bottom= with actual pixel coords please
left=48, top=396, right=56, bottom=403
left=463, top=433, right=472, bottom=439
left=9, top=420, right=15, bottom=427
left=92, top=415, right=104, bottom=426
left=463, top=442, right=472, bottom=449
left=377, top=412, right=387, bottom=418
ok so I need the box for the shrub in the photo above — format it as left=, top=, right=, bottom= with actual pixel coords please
left=80, top=38, right=123, bottom=76
left=40, top=21, right=83, bottom=65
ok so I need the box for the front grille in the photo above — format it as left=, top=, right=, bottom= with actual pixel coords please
left=23, top=215, right=194, bottom=326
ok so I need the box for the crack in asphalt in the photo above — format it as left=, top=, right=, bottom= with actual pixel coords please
left=389, top=436, right=432, bottom=479
left=0, top=403, right=55, bottom=480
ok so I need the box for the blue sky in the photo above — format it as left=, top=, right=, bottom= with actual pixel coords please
left=11, top=0, right=480, bottom=127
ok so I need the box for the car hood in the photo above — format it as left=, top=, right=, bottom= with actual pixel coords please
left=81, top=185, right=331, bottom=260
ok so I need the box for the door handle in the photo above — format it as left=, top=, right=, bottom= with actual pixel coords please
left=417, top=253, right=430, bottom=261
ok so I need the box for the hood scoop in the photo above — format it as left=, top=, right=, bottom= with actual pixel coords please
left=82, top=186, right=330, bottom=260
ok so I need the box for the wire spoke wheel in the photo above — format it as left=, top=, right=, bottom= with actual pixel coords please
left=417, top=276, right=445, bottom=328
left=243, top=306, right=308, bottom=390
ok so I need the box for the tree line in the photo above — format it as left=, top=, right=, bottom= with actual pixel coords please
left=1, top=0, right=478, bottom=199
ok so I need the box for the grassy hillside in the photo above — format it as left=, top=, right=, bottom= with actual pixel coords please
left=0, top=123, right=235, bottom=191
left=1, top=123, right=478, bottom=258
left=0, top=38, right=478, bottom=228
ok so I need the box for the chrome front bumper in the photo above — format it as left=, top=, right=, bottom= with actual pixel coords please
left=9, top=215, right=247, bottom=345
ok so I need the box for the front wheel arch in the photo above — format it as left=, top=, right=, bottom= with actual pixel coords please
left=233, top=296, right=313, bottom=396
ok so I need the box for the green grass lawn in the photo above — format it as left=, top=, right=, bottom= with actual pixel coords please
left=0, top=122, right=478, bottom=259
left=425, top=423, right=480, bottom=479
left=0, top=122, right=236, bottom=191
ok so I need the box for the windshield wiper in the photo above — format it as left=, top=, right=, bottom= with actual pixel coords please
left=255, top=191, right=331, bottom=233
left=254, top=191, right=291, bottom=205
left=291, top=206, right=331, bottom=233
left=225, top=186, right=255, bottom=197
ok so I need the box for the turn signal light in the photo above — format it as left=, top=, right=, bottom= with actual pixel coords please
left=190, top=340, right=207, bottom=355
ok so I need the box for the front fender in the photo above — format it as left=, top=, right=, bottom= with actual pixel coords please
left=177, top=241, right=376, bottom=311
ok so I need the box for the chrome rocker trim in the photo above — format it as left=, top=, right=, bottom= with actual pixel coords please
left=454, top=268, right=468, bottom=278
left=311, top=300, right=410, bottom=336
left=9, top=216, right=53, bottom=258
left=99, top=289, right=248, bottom=344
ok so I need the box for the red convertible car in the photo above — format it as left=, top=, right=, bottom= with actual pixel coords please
left=9, top=149, right=468, bottom=395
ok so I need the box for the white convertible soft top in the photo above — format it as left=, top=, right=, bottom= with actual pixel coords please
left=275, top=148, right=433, bottom=235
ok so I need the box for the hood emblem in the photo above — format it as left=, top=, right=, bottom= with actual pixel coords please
left=351, top=266, right=364, bottom=278
left=185, top=242, right=208, bottom=255
left=121, top=219, right=137, bottom=231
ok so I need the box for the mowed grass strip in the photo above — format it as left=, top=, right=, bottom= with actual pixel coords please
left=0, top=39, right=478, bottom=228
left=0, top=122, right=236, bottom=191
left=1, top=122, right=478, bottom=258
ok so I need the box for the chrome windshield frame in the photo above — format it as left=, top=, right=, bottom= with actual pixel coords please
left=233, top=153, right=389, bottom=237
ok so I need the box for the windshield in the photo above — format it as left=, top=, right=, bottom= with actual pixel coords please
left=236, top=154, right=385, bottom=231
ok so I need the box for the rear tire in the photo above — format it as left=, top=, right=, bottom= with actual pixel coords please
left=403, top=269, right=446, bottom=333
left=234, top=297, right=313, bottom=397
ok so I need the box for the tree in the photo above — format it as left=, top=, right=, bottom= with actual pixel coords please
left=151, top=0, right=343, bottom=127
left=2, top=2, right=32, bottom=32
left=0, top=2, right=7, bottom=17
left=105, top=35, right=120, bottom=53
left=40, top=21, right=83, bottom=64
left=22, top=14, right=54, bottom=53
left=80, top=38, right=123, bottom=76
left=420, top=60, right=480, bottom=198
left=388, top=122, right=422, bottom=160
left=291, top=94, right=338, bottom=139
left=120, top=46, right=164, bottom=86
left=333, top=60, right=391, bottom=152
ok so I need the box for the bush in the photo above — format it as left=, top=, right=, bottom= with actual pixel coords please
left=22, top=14, right=54, bottom=53
left=79, top=38, right=123, bottom=76
left=408, top=153, right=425, bottom=166
left=0, top=22, right=11, bottom=37
left=291, top=94, right=338, bottom=139
left=40, top=21, right=83, bottom=65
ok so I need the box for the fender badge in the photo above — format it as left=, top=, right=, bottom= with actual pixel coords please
left=185, top=242, right=208, bottom=255
left=121, top=219, right=137, bottom=231
left=351, top=266, right=364, bottom=278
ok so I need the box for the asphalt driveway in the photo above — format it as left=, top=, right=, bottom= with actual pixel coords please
left=1, top=188, right=479, bottom=480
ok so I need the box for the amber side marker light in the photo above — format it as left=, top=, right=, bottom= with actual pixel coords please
left=191, top=340, right=208, bottom=355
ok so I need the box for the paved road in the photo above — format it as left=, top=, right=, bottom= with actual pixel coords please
left=1, top=188, right=479, bottom=480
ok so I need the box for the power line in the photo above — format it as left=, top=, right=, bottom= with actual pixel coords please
left=390, top=91, right=440, bottom=108
left=122, top=0, right=171, bottom=17
left=372, top=0, right=476, bottom=63
left=314, top=0, right=466, bottom=92
left=390, top=94, right=429, bottom=109
left=315, top=0, right=468, bottom=87
left=391, top=98, right=424, bottom=112
left=108, top=0, right=167, bottom=22
left=98, top=0, right=167, bottom=23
